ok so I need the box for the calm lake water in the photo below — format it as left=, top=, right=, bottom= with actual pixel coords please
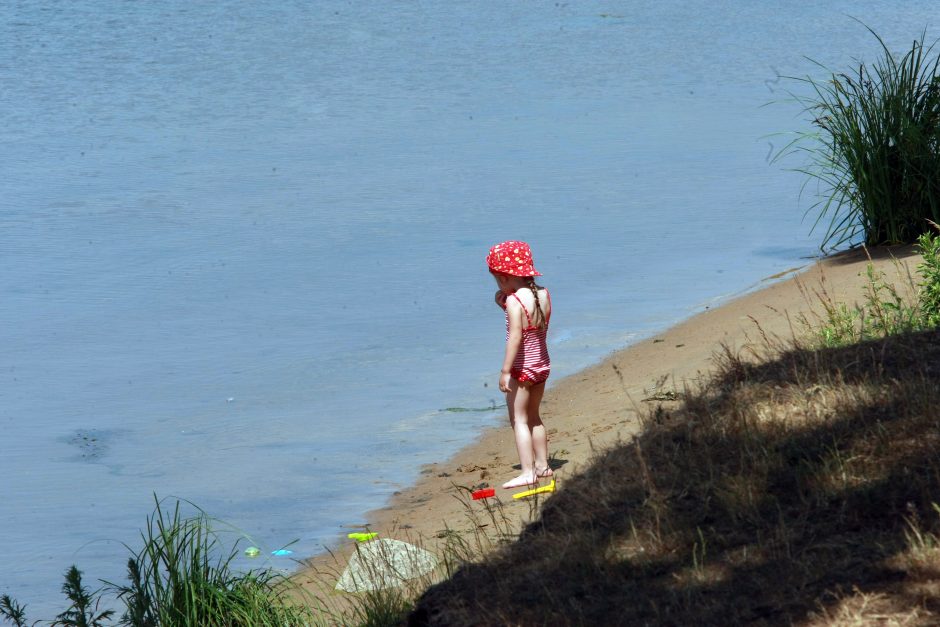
left=1, top=0, right=935, bottom=615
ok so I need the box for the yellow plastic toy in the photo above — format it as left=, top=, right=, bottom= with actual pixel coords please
left=512, top=479, right=556, bottom=499
left=347, top=532, right=379, bottom=542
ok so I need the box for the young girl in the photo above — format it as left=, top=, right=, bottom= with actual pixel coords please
left=486, top=241, right=553, bottom=489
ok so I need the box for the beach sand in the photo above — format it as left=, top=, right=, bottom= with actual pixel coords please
left=296, top=245, right=921, bottom=598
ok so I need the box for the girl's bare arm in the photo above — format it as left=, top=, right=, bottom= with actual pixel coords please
left=499, top=298, right=524, bottom=391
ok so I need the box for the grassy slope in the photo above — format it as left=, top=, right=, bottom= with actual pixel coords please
left=408, top=328, right=940, bottom=626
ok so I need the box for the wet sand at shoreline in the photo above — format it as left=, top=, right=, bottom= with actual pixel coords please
left=296, top=245, right=920, bottom=597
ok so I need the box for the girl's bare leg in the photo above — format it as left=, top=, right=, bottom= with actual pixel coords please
left=503, top=379, right=538, bottom=489
left=528, top=382, right=552, bottom=477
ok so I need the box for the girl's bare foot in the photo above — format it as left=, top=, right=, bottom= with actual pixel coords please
left=535, top=466, right=553, bottom=478
left=502, top=473, right=538, bottom=489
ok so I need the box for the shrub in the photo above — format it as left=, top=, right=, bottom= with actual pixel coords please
left=53, top=567, right=113, bottom=627
left=778, top=24, right=940, bottom=249
left=803, top=258, right=920, bottom=348
left=916, top=229, right=940, bottom=325
left=801, top=236, right=940, bottom=348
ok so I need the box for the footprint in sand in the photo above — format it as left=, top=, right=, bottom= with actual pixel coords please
left=456, top=463, right=487, bottom=473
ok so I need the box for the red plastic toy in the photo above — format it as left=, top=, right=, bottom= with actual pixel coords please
left=471, top=488, right=495, bottom=500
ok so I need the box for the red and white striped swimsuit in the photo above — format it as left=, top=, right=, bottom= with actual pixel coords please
left=505, top=290, right=551, bottom=384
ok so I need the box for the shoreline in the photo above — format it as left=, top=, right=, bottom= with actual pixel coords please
left=296, top=245, right=921, bottom=593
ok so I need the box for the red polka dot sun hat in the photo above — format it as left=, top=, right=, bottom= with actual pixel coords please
left=486, top=240, right=542, bottom=277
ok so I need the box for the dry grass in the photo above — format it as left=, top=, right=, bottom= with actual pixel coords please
left=407, top=329, right=940, bottom=626
left=294, top=492, right=528, bottom=626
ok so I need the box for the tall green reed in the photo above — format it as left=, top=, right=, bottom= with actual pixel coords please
left=0, top=497, right=319, bottom=627
left=109, top=497, right=315, bottom=626
left=776, top=24, right=940, bottom=249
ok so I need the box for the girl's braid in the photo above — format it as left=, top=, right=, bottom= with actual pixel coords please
left=526, top=277, right=546, bottom=329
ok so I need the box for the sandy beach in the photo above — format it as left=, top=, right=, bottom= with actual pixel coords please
left=297, top=244, right=921, bottom=593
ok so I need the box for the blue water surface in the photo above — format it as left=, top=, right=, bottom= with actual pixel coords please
left=1, top=0, right=935, bottom=615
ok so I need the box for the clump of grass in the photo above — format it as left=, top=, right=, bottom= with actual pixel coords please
left=0, top=497, right=319, bottom=627
left=903, top=503, right=940, bottom=563
left=801, top=256, right=920, bottom=347
left=346, top=588, right=413, bottom=627
left=801, top=233, right=940, bottom=347
left=777, top=23, right=940, bottom=249
left=109, top=497, right=314, bottom=626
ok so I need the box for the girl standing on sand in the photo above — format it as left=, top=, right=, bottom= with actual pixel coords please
left=487, top=241, right=553, bottom=489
